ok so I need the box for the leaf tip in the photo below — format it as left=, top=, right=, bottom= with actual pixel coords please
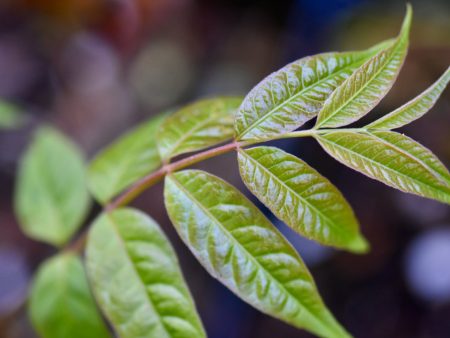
left=401, top=3, right=413, bottom=37
left=348, top=235, right=370, bottom=254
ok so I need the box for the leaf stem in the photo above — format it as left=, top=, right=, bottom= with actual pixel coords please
left=106, top=141, right=242, bottom=210
left=67, top=126, right=370, bottom=253
left=107, top=127, right=370, bottom=210
left=282, top=128, right=368, bottom=139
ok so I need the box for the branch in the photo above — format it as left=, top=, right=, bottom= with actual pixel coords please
left=66, top=126, right=362, bottom=254
left=106, top=141, right=242, bottom=210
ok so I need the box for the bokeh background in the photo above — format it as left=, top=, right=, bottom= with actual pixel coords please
left=1, top=0, right=450, bottom=337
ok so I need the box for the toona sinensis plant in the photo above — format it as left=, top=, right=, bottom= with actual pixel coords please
left=12, top=5, right=450, bottom=338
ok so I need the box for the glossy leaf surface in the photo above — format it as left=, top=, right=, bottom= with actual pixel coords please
left=316, top=130, right=450, bottom=204
left=234, top=40, right=392, bottom=141
left=164, top=170, right=350, bottom=338
left=29, top=253, right=110, bottom=338
left=15, top=127, right=90, bottom=246
left=367, top=66, right=450, bottom=129
left=238, top=146, right=367, bottom=252
left=157, top=97, right=242, bottom=160
left=86, top=208, right=205, bottom=338
left=315, top=5, right=411, bottom=128
left=88, top=114, right=166, bottom=204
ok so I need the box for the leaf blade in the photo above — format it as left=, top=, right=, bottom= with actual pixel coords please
left=164, top=170, right=351, bottom=338
left=366, top=66, right=450, bottom=129
left=315, top=130, right=450, bottom=204
left=157, top=97, right=242, bottom=160
left=88, top=113, right=166, bottom=204
left=15, top=126, right=90, bottom=246
left=314, top=5, right=412, bottom=129
left=234, top=39, right=393, bottom=141
left=29, top=253, right=111, bottom=338
left=238, top=146, right=367, bottom=252
left=86, top=208, right=205, bottom=338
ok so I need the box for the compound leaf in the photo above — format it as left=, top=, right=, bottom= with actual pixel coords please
left=238, top=146, right=367, bottom=253
left=157, top=97, right=242, bottom=161
left=15, top=126, right=90, bottom=246
left=316, top=130, right=450, bottom=204
left=86, top=208, right=205, bottom=338
left=164, top=170, right=351, bottom=338
left=367, top=66, right=450, bottom=129
left=234, top=39, right=393, bottom=141
left=315, top=5, right=412, bottom=129
left=88, top=113, right=166, bottom=204
left=29, top=253, right=110, bottom=338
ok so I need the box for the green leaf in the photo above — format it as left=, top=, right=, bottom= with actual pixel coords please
left=0, top=100, right=25, bottom=128
left=15, top=127, right=90, bottom=246
left=234, top=39, right=393, bottom=141
left=315, top=130, right=450, bottom=204
left=29, top=253, right=111, bottom=338
left=238, top=146, right=367, bottom=253
left=164, top=170, right=351, bottom=338
left=314, top=5, right=412, bottom=129
left=88, top=113, right=166, bottom=204
left=366, top=66, right=450, bottom=130
left=157, top=97, right=242, bottom=161
left=86, top=208, right=205, bottom=338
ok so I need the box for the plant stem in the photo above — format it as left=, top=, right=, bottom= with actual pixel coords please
left=282, top=128, right=368, bottom=139
left=67, top=126, right=369, bottom=253
left=106, top=127, right=369, bottom=210
left=106, top=141, right=242, bottom=210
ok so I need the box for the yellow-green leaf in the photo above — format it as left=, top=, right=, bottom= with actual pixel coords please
left=367, top=66, right=450, bottom=130
left=29, top=253, right=111, bottom=338
left=234, top=39, right=393, bottom=141
left=238, top=146, right=367, bottom=253
left=316, top=130, right=450, bottom=204
left=86, top=208, right=205, bottom=338
left=15, top=127, right=90, bottom=246
left=315, top=5, right=412, bottom=129
left=164, top=170, right=351, bottom=338
left=88, top=113, right=166, bottom=204
left=157, top=97, right=242, bottom=161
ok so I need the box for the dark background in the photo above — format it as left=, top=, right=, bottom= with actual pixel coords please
left=0, top=0, right=450, bottom=337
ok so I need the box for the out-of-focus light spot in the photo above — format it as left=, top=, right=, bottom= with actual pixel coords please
left=197, top=62, right=252, bottom=97
left=395, top=192, right=448, bottom=226
left=404, top=227, right=450, bottom=303
left=59, top=33, right=120, bottom=94
left=0, top=36, right=41, bottom=98
left=129, top=40, right=194, bottom=109
left=0, top=247, right=29, bottom=315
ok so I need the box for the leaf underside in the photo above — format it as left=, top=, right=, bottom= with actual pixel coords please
left=314, top=5, right=412, bottom=129
left=316, top=130, right=450, bottom=204
left=86, top=208, right=206, bottom=338
left=164, top=170, right=351, bottom=338
left=367, top=66, right=450, bottom=130
left=234, top=40, right=393, bottom=141
left=238, top=146, right=367, bottom=253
